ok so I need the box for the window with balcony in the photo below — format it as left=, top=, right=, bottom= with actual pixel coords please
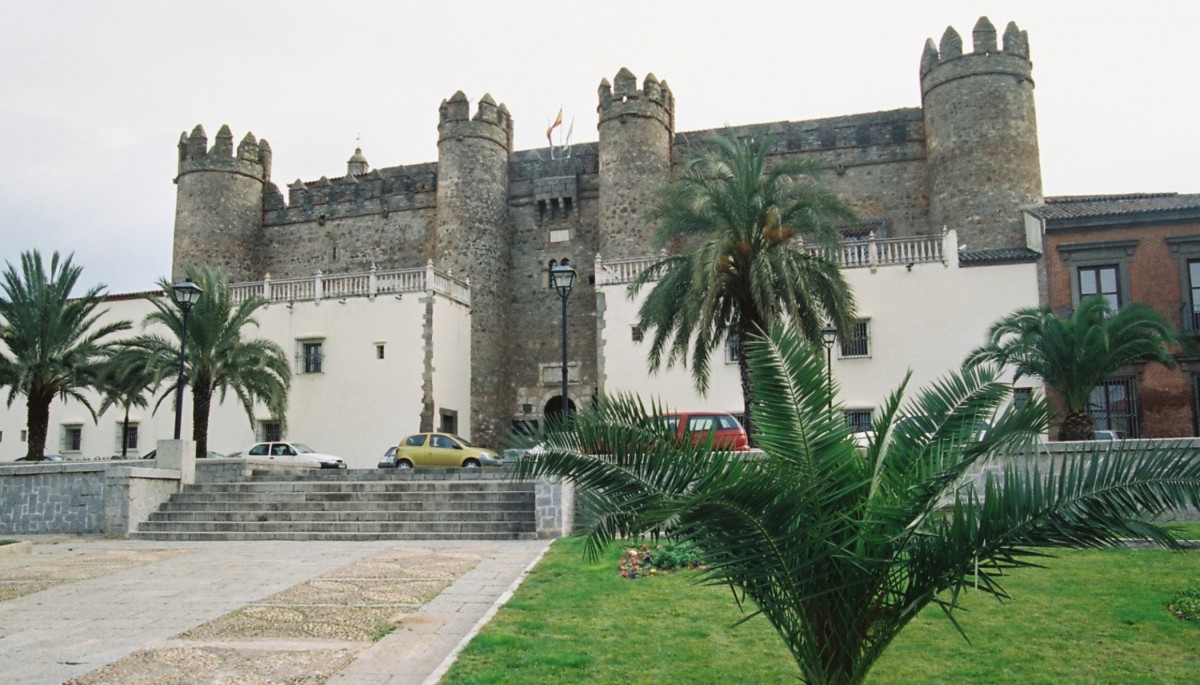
left=1167, top=235, right=1200, bottom=333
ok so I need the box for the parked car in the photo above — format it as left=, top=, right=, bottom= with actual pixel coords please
left=392, top=433, right=502, bottom=468
left=243, top=442, right=347, bottom=469
left=14, top=454, right=64, bottom=462
left=140, top=449, right=225, bottom=460
left=1094, top=430, right=1124, bottom=441
left=659, top=412, right=751, bottom=451
left=376, top=445, right=399, bottom=468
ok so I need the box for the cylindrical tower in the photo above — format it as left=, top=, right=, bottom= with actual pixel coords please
left=173, top=124, right=268, bottom=282
left=435, top=91, right=513, bottom=445
left=597, top=69, right=674, bottom=258
left=921, top=17, right=1042, bottom=250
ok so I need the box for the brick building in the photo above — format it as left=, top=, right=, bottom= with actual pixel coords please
left=1027, top=194, right=1200, bottom=437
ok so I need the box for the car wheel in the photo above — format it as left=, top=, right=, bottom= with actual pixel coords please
left=397, top=459, right=414, bottom=469
left=462, top=459, right=481, bottom=469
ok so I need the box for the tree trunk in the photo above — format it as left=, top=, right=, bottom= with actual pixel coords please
left=1057, top=410, right=1096, bottom=441
left=121, top=404, right=131, bottom=458
left=191, top=383, right=212, bottom=460
left=24, top=393, right=51, bottom=460
left=738, top=337, right=754, bottom=445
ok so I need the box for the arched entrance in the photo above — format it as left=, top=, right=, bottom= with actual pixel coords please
left=544, top=396, right=576, bottom=422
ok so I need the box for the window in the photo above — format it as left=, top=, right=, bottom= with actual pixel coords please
left=259, top=421, right=282, bottom=442
left=1189, top=260, right=1200, bottom=332
left=440, top=409, right=458, bottom=436
left=61, top=425, right=82, bottom=453
left=631, top=325, right=643, bottom=343
left=840, top=320, right=870, bottom=358
left=299, top=340, right=323, bottom=374
left=725, top=331, right=741, bottom=364
left=20, top=430, right=27, bottom=442
left=844, top=409, right=872, bottom=433
left=1078, top=265, right=1121, bottom=309
left=405, top=434, right=427, bottom=447
left=376, top=343, right=385, bottom=360
left=1013, top=387, right=1033, bottom=409
left=1167, top=236, right=1200, bottom=332
left=116, top=423, right=138, bottom=452
left=1088, top=376, right=1139, bottom=438
left=1057, top=240, right=1136, bottom=310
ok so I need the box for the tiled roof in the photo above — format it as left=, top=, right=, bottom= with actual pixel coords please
left=958, top=247, right=1042, bottom=266
left=1028, top=193, right=1200, bottom=223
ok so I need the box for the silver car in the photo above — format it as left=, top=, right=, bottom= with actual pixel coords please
left=244, top=442, right=347, bottom=469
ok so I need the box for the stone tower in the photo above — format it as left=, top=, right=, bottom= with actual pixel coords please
left=435, top=91, right=513, bottom=441
left=920, top=17, right=1042, bottom=250
left=598, top=69, right=674, bottom=258
left=173, top=124, right=270, bottom=281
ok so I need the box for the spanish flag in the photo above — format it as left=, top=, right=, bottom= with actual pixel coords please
left=546, top=107, right=563, bottom=145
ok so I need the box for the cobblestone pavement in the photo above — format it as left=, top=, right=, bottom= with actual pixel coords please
left=0, top=536, right=550, bottom=685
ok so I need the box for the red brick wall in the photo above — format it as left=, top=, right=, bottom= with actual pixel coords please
left=1043, top=220, right=1200, bottom=437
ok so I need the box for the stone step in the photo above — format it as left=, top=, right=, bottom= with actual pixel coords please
left=147, top=509, right=535, bottom=523
left=136, top=519, right=535, bottom=534
left=136, top=474, right=539, bottom=541
left=166, top=491, right=533, bottom=504
left=185, top=480, right=530, bottom=493
left=153, top=500, right=533, bottom=514
left=128, top=530, right=537, bottom=542
left=247, top=468, right=517, bottom=482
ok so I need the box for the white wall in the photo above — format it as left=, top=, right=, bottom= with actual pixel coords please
left=0, top=290, right=473, bottom=470
left=598, top=251, right=1040, bottom=420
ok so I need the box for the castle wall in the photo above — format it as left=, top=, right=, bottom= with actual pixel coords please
left=170, top=16, right=1043, bottom=447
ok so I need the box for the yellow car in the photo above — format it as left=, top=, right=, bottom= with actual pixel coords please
left=391, top=433, right=502, bottom=468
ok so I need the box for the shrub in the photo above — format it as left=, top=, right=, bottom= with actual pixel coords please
left=1167, top=584, right=1200, bottom=620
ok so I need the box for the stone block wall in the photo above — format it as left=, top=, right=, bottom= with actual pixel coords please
left=0, top=463, right=108, bottom=535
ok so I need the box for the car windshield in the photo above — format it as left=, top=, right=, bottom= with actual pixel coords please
left=292, top=443, right=317, bottom=453
left=452, top=435, right=472, bottom=447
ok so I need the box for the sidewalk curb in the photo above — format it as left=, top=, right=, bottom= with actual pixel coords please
left=420, top=541, right=554, bottom=685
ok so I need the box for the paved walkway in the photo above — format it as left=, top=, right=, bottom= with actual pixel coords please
left=0, top=537, right=551, bottom=685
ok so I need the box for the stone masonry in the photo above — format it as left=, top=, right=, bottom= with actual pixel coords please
left=171, top=17, right=1043, bottom=447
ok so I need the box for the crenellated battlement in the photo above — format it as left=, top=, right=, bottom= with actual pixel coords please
left=176, top=124, right=271, bottom=181
left=264, top=161, right=438, bottom=225
left=437, top=91, right=513, bottom=151
left=920, top=17, right=1031, bottom=97
left=597, top=68, right=674, bottom=134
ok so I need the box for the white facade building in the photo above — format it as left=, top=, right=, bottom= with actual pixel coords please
left=597, top=230, right=1041, bottom=426
left=0, top=267, right=472, bottom=470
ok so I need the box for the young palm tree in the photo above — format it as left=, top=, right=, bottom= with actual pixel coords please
left=967, top=295, right=1187, bottom=440
left=0, top=250, right=131, bottom=460
left=630, top=131, right=856, bottom=423
left=97, top=348, right=160, bottom=458
left=128, top=267, right=291, bottom=460
left=515, top=322, right=1200, bottom=685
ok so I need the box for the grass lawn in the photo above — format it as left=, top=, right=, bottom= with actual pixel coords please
left=443, top=531, right=1200, bottom=684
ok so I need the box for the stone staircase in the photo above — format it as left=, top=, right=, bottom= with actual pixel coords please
left=130, top=467, right=537, bottom=541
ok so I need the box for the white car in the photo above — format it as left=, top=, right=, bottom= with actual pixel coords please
left=244, top=441, right=347, bottom=469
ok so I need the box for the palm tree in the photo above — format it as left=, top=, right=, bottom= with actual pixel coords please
left=0, top=250, right=131, bottom=460
left=967, top=295, right=1187, bottom=440
left=515, top=322, right=1200, bottom=685
left=128, top=267, right=290, bottom=460
left=97, top=347, right=160, bottom=458
left=630, top=131, right=856, bottom=423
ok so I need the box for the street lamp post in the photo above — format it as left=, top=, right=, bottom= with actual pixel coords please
left=170, top=278, right=203, bottom=440
left=549, top=258, right=576, bottom=417
left=821, top=326, right=837, bottom=415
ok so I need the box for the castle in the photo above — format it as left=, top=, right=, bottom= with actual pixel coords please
left=171, top=17, right=1043, bottom=447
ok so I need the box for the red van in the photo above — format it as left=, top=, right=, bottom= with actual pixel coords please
left=660, top=412, right=751, bottom=451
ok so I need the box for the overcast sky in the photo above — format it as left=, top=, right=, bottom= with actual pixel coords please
left=1, top=0, right=1197, bottom=294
